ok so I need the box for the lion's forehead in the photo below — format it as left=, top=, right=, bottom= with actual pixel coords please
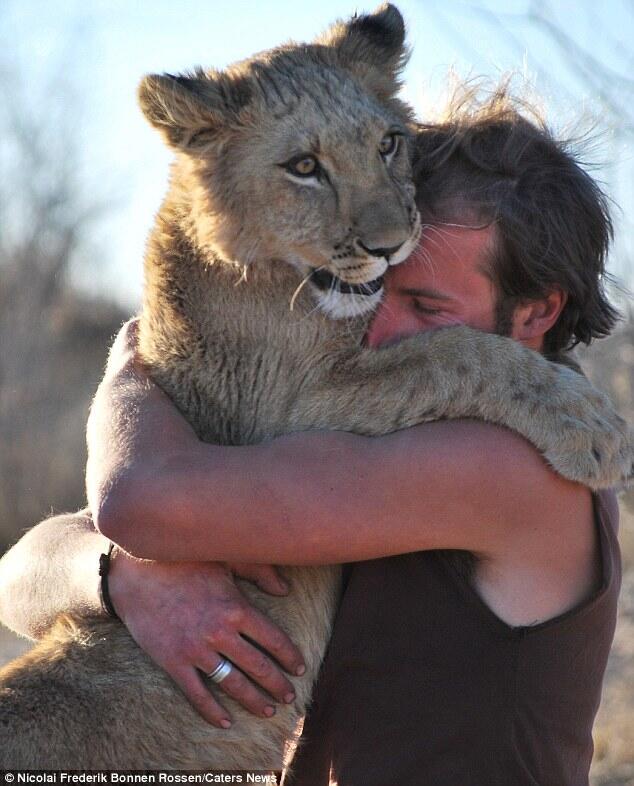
left=244, top=56, right=361, bottom=101
left=244, top=59, right=393, bottom=126
left=222, top=54, right=408, bottom=178
left=244, top=96, right=400, bottom=174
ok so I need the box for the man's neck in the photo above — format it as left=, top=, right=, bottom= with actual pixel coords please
left=522, top=337, right=544, bottom=352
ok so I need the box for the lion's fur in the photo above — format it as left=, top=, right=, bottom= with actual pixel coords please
left=1, top=3, right=632, bottom=771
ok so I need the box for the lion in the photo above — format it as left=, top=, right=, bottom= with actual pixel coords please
left=0, top=3, right=631, bottom=771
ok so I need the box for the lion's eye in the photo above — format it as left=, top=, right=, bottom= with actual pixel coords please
left=286, top=155, right=319, bottom=178
left=379, top=133, right=399, bottom=158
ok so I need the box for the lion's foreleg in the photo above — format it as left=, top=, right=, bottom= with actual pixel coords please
left=291, top=325, right=632, bottom=490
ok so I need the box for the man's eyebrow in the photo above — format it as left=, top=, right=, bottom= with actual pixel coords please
left=397, top=287, right=452, bottom=301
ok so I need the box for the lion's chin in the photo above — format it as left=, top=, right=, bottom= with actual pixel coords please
left=307, top=267, right=383, bottom=319
left=310, top=268, right=384, bottom=297
left=312, top=284, right=383, bottom=320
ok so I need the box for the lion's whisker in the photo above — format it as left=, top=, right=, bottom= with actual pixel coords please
left=290, top=267, right=320, bottom=312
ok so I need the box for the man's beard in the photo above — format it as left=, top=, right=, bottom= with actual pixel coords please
left=494, top=295, right=516, bottom=338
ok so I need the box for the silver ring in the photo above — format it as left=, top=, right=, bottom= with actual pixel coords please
left=207, top=657, right=233, bottom=684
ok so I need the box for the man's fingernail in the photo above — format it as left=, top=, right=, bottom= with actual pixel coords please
left=296, top=665, right=306, bottom=676
left=264, top=705, right=276, bottom=717
left=284, top=692, right=295, bottom=704
left=220, top=719, right=232, bottom=729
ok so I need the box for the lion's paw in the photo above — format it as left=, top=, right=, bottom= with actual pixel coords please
left=539, top=368, right=633, bottom=490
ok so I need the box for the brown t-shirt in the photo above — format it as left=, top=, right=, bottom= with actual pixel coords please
left=286, top=491, right=621, bottom=786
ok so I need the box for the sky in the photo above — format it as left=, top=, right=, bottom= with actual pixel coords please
left=2, top=0, right=633, bottom=308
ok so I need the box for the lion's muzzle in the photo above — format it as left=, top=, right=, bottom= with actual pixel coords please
left=357, top=240, right=404, bottom=261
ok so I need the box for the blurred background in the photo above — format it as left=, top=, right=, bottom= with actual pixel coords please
left=0, top=1, right=632, bottom=782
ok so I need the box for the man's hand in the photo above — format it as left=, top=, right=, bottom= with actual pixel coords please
left=108, top=549, right=305, bottom=728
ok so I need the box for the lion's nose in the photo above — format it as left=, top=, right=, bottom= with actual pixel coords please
left=358, top=240, right=404, bottom=260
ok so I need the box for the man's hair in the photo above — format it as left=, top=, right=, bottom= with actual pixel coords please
left=411, top=82, right=619, bottom=354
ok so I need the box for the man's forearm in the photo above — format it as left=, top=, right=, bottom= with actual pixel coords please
left=96, top=420, right=553, bottom=566
left=0, top=510, right=110, bottom=639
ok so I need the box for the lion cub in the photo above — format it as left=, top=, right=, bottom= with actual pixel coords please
left=0, top=3, right=631, bottom=770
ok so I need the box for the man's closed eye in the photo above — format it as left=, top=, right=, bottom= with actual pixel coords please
left=412, top=301, right=442, bottom=316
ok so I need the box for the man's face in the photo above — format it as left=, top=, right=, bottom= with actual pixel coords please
left=366, top=223, right=499, bottom=349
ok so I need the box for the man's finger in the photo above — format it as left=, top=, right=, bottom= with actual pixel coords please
left=228, top=634, right=298, bottom=705
left=171, top=666, right=233, bottom=728
left=199, top=654, right=277, bottom=719
left=240, top=607, right=305, bottom=679
left=231, top=563, right=289, bottom=596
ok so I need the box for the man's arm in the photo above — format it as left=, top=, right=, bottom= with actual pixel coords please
left=92, top=324, right=577, bottom=566
left=103, top=418, right=579, bottom=563
left=0, top=509, right=305, bottom=728
left=0, top=510, right=107, bottom=639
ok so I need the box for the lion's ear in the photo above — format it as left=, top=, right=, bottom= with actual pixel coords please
left=138, top=69, right=252, bottom=151
left=318, top=3, right=409, bottom=100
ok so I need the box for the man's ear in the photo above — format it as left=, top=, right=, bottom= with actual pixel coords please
left=138, top=68, right=252, bottom=151
left=317, top=3, right=409, bottom=100
left=512, top=289, right=568, bottom=346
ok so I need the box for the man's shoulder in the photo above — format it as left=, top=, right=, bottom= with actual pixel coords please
left=477, top=423, right=595, bottom=555
left=445, top=419, right=582, bottom=521
left=473, top=431, right=598, bottom=626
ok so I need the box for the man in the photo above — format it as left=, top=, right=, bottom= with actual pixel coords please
left=0, top=88, right=623, bottom=784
